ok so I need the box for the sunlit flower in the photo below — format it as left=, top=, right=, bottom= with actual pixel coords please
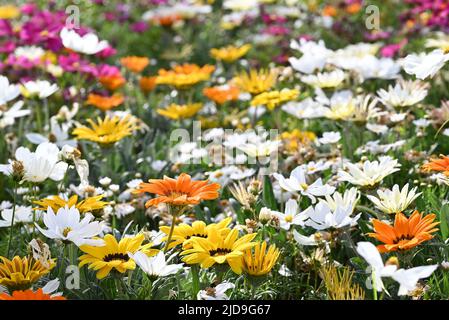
left=21, top=80, right=58, bottom=99
left=197, top=282, right=235, bottom=300
left=305, top=201, right=360, bottom=231
left=159, top=218, right=232, bottom=249
left=377, top=79, right=428, bottom=108
left=0, top=101, right=31, bottom=129
left=156, top=64, right=215, bottom=88
left=233, top=69, right=277, bottom=95
left=422, top=155, right=449, bottom=176
left=120, top=56, right=150, bottom=73
left=157, top=103, right=203, bottom=120
left=338, top=156, right=401, bottom=187
left=139, top=76, right=157, bottom=93
left=301, top=69, right=346, bottom=88
left=0, top=205, right=35, bottom=227
left=242, top=241, right=280, bottom=276
left=271, top=199, right=307, bottom=230
left=0, top=256, right=55, bottom=291
left=128, top=251, right=183, bottom=278
left=60, top=27, right=108, bottom=55
left=280, top=129, right=316, bottom=153
left=366, top=184, right=421, bottom=214
left=203, top=85, right=240, bottom=104
left=210, top=44, right=251, bottom=63
left=0, top=76, right=20, bottom=105
left=402, top=49, right=449, bottom=80
left=0, top=289, right=66, bottom=300
left=321, top=187, right=359, bottom=213
left=79, top=234, right=157, bottom=279
left=86, top=93, right=124, bottom=111
left=368, top=211, right=439, bottom=253
left=251, top=88, right=299, bottom=110
left=72, top=115, right=137, bottom=146
left=180, top=226, right=257, bottom=274
left=135, top=173, right=220, bottom=208
left=34, top=194, right=108, bottom=214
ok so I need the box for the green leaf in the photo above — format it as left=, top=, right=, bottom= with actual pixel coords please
left=440, top=204, right=449, bottom=240
left=262, top=175, right=278, bottom=211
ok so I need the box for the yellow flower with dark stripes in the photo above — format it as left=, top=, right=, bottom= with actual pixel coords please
left=34, top=195, right=108, bottom=214
left=242, top=241, right=280, bottom=276
left=79, top=234, right=158, bottom=279
left=0, top=256, right=55, bottom=291
left=180, top=227, right=257, bottom=274
left=157, top=103, right=203, bottom=120
left=160, top=217, right=232, bottom=250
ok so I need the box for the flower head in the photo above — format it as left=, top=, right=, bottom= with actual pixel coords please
left=210, top=44, right=251, bottom=63
left=233, top=69, right=277, bottom=95
left=60, top=27, right=108, bottom=55
left=128, top=251, right=183, bottom=278
left=368, top=211, right=439, bottom=253
left=251, top=88, right=299, bottom=110
left=156, top=64, right=215, bottom=88
left=72, top=115, right=137, bottom=146
left=0, top=288, right=66, bottom=300
left=34, top=194, right=108, bottom=214
left=203, top=85, right=240, bottom=104
left=86, top=93, right=124, bottom=111
left=242, top=241, right=280, bottom=276
left=422, top=155, right=449, bottom=176
left=120, top=56, right=149, bottom=73
left=157, top=103, right=203, bottom=120
left=367, top=184, right=421, bottom=214
left=79, top=234, right=157, bottom=279
left=180, top=227, right=257, bottom=274
left=135, top=173, right=220, bottom=207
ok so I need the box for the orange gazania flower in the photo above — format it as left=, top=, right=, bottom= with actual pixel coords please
left=135, top=173, right=220, bottom=208
left=0, top=289, right=66, bottom=300
left=99, top=74, right=126, bottom=91
left=139, top=76, right=157, bottom=93
left=346, top=3, right=362, bottom=14
left=368, top=211, right=439, bottom=253
left=422, top=155, right=449, bottom=176
left=156, top=64, right=215, bottom=89
left=323, top=5, right=337, bottom=17
left=120, top=56, right=150, bottom=73
left=203, top=85, right=240, bottom=105
left=87, top=93, right=124, bottom=111
left=154, top=14, right=182, bottom=27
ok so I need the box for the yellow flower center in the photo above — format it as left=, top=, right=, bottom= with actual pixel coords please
left=300, top=183, right=309, bottom=191
left=62, top=227, right=72, bottom=237
left=285, top=215, right=293, bottom=223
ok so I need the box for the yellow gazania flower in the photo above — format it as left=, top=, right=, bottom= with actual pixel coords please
left=159, top=217, right=232, bottom=250
left=34, top=195, right=108, bottom=214
left=233, top=69, right=278, bottom=95
left=0, top=256, right=55, bottom=291
left=72, top=115, right=137, bottom=146
left=242, top=241, right=280, bottom=277
left=156, top=64, right=215, bottom=89
left=280, top=129, right=316, bottom=154
left=251, top=88, right=299, bottom=110
left=0, top=5, right=20, bottom=19
left=180, top=227, right=257, bottom=274
left=157, top=103, right=203, bottom=120
left=210, top=44, right=251, bottom=63
left=79, top=234, right=158, bottom=279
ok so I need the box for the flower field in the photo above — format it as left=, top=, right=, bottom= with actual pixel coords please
left=1, top=0, right=449, bottom=301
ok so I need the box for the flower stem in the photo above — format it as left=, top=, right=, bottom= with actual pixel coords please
left=191, top=264, right=200, bottom=298
left=163, top=205, right=177, bottom=253
left=6, top=182, right=17, bottom=257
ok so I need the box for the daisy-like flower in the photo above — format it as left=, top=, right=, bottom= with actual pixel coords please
left=203, top=85, right=240, bottom=105
left=237, top=140, right=281, bottom=158
left=26, top=118, right=76, bottom=148
left=34, top=194, right=108, bottom=214
left=242, top=241, right=280, bottom=276
left=60, top=27, right=108, bottom=55
left=377, top=79, right=428, bottom=108
left=425, top=33, right=449, bottom=52
left=180, top=226, right=257, bottom=274
left=357, top=241, right=438, bottom=295
left=72, top=115, right=137, bottom=146
left=273, top=166, right=335, bottom=203
left=135, top=173, right=220, bottom=208
left=337, top=156, right=401, bottom=187
left=210, top=44, right=251, bottom=63
left=251, top=88, right=299, bottom=110
left=233, top=69, right=277, bottom=95
left=366, top=184, right=421, bottom=214
left=368, top=211, right=439, bottom=253
left=301, top=69, right=346, bottom=89
left=0, top=256, right=55, bottom=291
left=79, top=233, right=158, bottom=279
left=305, top=201, right=361, bottom=231
left=120, top=56, right=149, bottom=73
left=0, top=76, right=20, bottom=105
left=422, top=155, right=449, bottom=176
left=318, top=131, right=341, bottom=144
left=127, top=251, right=183, bottom=278
left=159, top=218, right=232, bottom=249
left=86, top=93, right=124, bottom=111
left=157, top=103, right=203, bottom=120
left=36, top=206, right=104, bottom=247
left=156, top=64, right=215, bottom=89
left=21, top=80, right=58, bottom=99
left=270, top=199, right=307, bottom=230
left=0, top=101, right=31, bottom=128
left=0, top=205, right=35, bottom=227
left=320, top=187, right=360, bottom=213
left=402, top=49, right=449, bottom=80
left=197, top=282, right=235, bottom=300
left=139, top=76, right=157, bottom=93
left=0, top=288, right=66, bottom=300
left=0, top=142, right=68, bottom=183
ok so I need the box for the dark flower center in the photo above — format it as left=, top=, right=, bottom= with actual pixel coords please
left=185, top=233, right=207, bottom=240
left=209, top=248, right=232, bottom=256
left=393, top=234, right=414, bottom=244
left=103, top=253, right=129, bottom=262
